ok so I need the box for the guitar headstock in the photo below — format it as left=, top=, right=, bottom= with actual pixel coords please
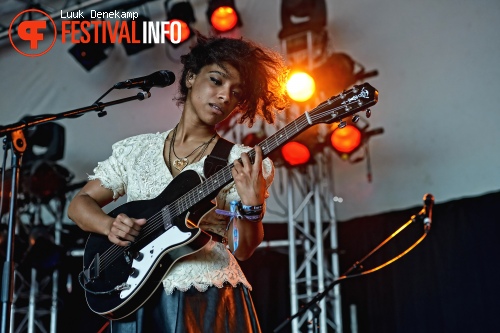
left=309, top=82, right=378, bottom=125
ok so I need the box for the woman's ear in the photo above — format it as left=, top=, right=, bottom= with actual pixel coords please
left=186, top=72, right=195, bottom=88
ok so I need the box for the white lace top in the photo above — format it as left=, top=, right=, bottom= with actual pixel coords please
left=89, top=129, right=274, bottom=294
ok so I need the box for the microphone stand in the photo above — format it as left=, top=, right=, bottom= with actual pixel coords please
left=0, top=90, right=151, bottom=333
left=274, top=208, right=430, bottom=333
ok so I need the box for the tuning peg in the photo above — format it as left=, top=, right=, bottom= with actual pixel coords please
left=352, top=115, right=360, bottom=123
left=338, top=121, right=347, bottom=129
left=365, top=109, right=371, bottom=118
left=352, top=86, right=359, bottom=94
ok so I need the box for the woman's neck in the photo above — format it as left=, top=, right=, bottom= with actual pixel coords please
left=174, top=117, right=217, bottom=144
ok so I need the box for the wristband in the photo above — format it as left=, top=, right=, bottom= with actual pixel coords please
left=238, top=202, right=264, bottom=216
left=215, top=200, right=264, bottom=223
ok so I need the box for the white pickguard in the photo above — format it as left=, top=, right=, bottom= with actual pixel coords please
left=119, top=226, right=190, bottom=299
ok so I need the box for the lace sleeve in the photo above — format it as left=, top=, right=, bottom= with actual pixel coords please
left=88, top=138, right=132, bottom=200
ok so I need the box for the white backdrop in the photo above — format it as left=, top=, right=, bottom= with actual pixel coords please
left=1, top=0, right=499, bottom=222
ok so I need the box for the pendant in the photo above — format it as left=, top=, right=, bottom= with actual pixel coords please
left=173, top=157, right=189, bottom=171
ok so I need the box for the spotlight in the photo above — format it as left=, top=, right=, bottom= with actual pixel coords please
left=281, top=141, right=311, bottom=167
left=122, top=15, right=155, bottom=55
left=330, top=124, right=362, bottom=160
left=22, top=120, right=65, bottom=164
left=206, top=0, right=242, bottom=34
left=279, top=127, right=322, bottom=168
left=278, top=0, right=327, bottom=39
left=329, top=121, right=384, bottom=162
left=286, top=71, right=316, bottom=102
left=166, top=0, right=196, bottom=47
left=68, top=28, right=114, bottom=71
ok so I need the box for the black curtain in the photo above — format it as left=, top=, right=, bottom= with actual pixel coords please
left=337, top=190, right=500, bottom=333
left=244, top=190, right=500, bottom=333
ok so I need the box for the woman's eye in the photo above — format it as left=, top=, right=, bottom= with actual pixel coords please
left=232, top=91, right=242, bottom=99
left=210, top=77, right=222, bottom=85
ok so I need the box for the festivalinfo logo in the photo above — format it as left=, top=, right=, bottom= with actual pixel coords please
left=9, top=8, right=183, bottom=57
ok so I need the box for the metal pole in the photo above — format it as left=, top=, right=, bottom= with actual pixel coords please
left=287, top=169, right=299, bottom=333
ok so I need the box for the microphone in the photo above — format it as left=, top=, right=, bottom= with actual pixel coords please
left=114, top=70, right=176, bottom=90
left=422, top=193, right=434, bottom=233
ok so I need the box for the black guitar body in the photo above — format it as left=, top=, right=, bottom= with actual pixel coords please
left=83, top=170, right=215, bottom=319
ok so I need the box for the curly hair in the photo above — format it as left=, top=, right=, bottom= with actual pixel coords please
left=176, top=33, right=290, bottom=127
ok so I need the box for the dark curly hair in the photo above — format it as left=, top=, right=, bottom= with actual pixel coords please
left=176, top=33, right=290, bottom=127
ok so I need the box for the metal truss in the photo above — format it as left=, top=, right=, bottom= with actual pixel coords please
left=8, top=195, right=66, bottom=333
left=283, top=151, right=342, bottom=333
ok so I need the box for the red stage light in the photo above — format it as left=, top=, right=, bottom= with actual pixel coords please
left=281, top=142, right=311, bottom=166
left=166, top=1, right=196, bottom=47
left=169, top=19, right=191, bottom=43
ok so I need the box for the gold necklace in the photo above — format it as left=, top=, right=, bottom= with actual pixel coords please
left=169, top=125, right=217, bottom=172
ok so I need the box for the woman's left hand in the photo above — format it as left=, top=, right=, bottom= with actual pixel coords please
left=232, top=145, right=266, bottom=206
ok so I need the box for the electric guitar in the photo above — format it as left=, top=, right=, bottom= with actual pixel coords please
left=81, top=83, right=379, bottom=319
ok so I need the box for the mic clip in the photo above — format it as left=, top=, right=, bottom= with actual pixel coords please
left=137, top=91, right=151, bottom=100
left=412, top=208, right=431, bottom=233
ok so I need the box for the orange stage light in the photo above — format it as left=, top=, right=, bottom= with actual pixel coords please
left=330, top=124, right=362, bottom=159
left=210, top=6, right=238, bottom=32
left=286, top=72, right=316, bottom=102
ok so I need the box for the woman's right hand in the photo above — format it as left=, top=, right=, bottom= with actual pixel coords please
left=68, top=180, right=147, bottom=247
left=108, top=213, right=147, bottom=247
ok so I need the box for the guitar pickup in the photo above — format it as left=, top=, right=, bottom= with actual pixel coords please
left=83, top=253, right=101, bottom=282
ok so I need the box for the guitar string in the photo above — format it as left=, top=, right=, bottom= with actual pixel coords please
left=93, top=94, right=368, bottom=270
left=94, top=98, right=354, bottom=270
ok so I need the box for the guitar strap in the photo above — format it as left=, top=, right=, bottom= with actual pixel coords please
left=203, top=136, right=234, bottom=178
left=202, top=136, right=234, bottom=245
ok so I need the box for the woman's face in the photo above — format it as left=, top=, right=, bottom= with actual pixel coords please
left=184, top=62, right=242, bottom=126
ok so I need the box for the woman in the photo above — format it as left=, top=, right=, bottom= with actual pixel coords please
left=68, top=34, right=289, bottom=332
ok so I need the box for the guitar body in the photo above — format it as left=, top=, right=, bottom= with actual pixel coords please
left=83, top=170, right=214, bottom=319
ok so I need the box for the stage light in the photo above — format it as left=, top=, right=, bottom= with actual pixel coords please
left=22, top=120, right=65, bottom=164
left=166, top=0, right=196, bottom=47
left=281, top=141, right=311, bottom=166
left=206, top=0, right=241, bottom=33
left=122, top=15, right=155, bottom=55
left=68, top=28, right=114, bottom=71
left=286, top=72, right=316, bottom=102
left=311, top=53, right=379, bottom=97
left=278, top=0, right=327, bottom=40
left=330, top=124, right=362, bottom=160
left=329, top=121, right=384, bottom=162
